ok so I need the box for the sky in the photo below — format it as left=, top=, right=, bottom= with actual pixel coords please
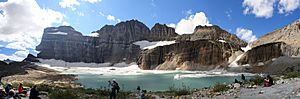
left=0, top=0, right=300, bottom=61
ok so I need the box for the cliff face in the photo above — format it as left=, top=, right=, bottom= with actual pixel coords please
left=138, top=25, right=246, bottom=70
left=235, top=19, right=300, bottom=74
left=36, top=25, right=141, bottom=63
left=36, top=20, right=179, bottom=63
left=177, top=25, right=247, bottom=48
left=138, top=40, right=236, bottom=70
left=149, top=23, right=178, bottom=41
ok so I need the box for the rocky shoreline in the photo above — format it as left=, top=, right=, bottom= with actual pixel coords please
left=1, top=62, right=79, bottom=88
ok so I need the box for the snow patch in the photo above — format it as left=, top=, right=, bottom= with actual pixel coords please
left=218, top=40, right=226, bottom=43
left=241, top=45, right=252, bottom=52
left=88, top=32, right=99, bottom=37
left=48, top=32, right=68, bottom=35
left=228, top=53, right=245, bottom=67
left=133, top=40, right=176, bottom=50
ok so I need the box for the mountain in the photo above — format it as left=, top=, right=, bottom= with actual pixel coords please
left=138, top=25, right=246, bottom=70
left=237, top=19, right=300, bottom=74
left=36, top=20, right=178, bottom=64
left=36, top=19, right=247, bottom=71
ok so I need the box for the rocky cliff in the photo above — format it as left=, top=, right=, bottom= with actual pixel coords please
left=36, top=20, right=179, bottom=64
left=138, top=40, right=239, bottom=70
left=235, top=19, right=300, bottom=74
left=138, top=25, right=246, bottom=70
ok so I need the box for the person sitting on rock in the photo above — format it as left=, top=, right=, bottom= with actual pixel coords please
left=0, top=88, right=7, bottom=99
left=4, top=90, right=15, bottom=99
left=18, top=83, right=27, bottom=96
left=264, top=75, right=274, bottom=87
left=4, top=84, right=12, bottom=95
left=29, top=85, right=40, bottom=99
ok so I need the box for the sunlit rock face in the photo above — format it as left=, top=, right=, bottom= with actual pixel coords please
left=236, top=19, right=300, bottom=74
left=138, top=25, right=246, bottom=70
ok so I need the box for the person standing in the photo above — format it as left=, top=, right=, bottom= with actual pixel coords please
left=108, top=80, right=118, bottom=99
left=29, top=85, right=40, bottom=99
left=241, top=74, right=246, bottom=81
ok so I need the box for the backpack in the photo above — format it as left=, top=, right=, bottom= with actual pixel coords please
left=116, top=83, right=120, bottom=92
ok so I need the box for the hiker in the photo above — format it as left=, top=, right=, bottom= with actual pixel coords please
left=234, top=79, right=241, bottom=84
left=108, top=79, right=119, bottom=99
left=241, top=74, right=246, bottom=81
left=140, top=90, right=147, bottom=99
left=4, top=90, right=15, bottom=99
left=136, top=86, right=141, bottom=97
left=18, top=83, right=27, bottom=96
left=29, top=85, right=40, bottom=99
left=0, top=88, right=6, bottom=99
left=264, top=75, right=273, bottom=87
left=5, top=84, right=12, bottom=94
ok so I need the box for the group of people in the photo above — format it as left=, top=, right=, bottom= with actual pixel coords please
left=108, top=79, right=120, bottom=99
left=233, top=74, right=274, bottom=88
left=107, top=79, right=147, bottom=99
left=0, top=82, right=41, bottom=99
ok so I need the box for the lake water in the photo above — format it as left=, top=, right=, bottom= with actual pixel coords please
left=75, top=73, right=251, bottom=91
left=36, top=59, right=253, bottom=91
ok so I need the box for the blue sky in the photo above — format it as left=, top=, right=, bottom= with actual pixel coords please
left=0, top=0, right=300, bottom=61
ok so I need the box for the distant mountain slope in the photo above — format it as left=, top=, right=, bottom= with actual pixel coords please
left=237, top=18, right=300, bottom=74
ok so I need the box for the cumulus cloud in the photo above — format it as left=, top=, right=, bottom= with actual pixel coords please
left=83, top=0, right=102, bottom=3
left=175, top=12, right=212, bottom=35
left=243, top=0, right=276, bottom=18
left=236, top=28, right=257, bottom=42
left=278, top=0, right=300, bottom=14
left=59, top=0, right=80, bottom=11
left=0, top=50, right=29, bottom=61
left=99, top=12, right=121, bottom=22
left=167, top=23, right=176, bottom=28
left=0, top=0, right=65, bottom=60
left=77, top=11, right=85, bottom=16
left=107, top=15, right=116, bottom=21
left=88, top=32, right=99, bottom=37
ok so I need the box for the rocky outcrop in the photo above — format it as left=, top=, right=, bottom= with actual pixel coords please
left=235, top=19, right=300, bottom=74
left=148, top=23, right=178, bottom=41
left=138, top=25, right=247, bottom=70
left=36, top=25, right=141, bottom=63
left=23, top=54, right=40, bottom=62
left=177, top=25, right=247, bottom=48
left=36, top=20, right=178, bottom=64
left=138, top=40, right=238, bottom=70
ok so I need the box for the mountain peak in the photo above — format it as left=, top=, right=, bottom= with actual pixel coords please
left=252, top=18, right=300, bottom=47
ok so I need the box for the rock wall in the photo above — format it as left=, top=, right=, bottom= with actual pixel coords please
left=36, top=20, right=179, bottom=63
left=138, top=40, right=239, bottom=70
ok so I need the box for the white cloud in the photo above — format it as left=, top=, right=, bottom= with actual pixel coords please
left=225, top=9, right=232, bottom=19
left=83, top=0, right=102, bottom=3
left=0, top=50, right=29, bottom=61
left=185, top=9, right=192, bottom=16
left=62, top=21, right=70, bottom=26
left=278, top=0, right=300, bottom=14
left=77, top=11, right=85, bottom=16
left=59, top=0, right=80, bottom=11
left=14, top=50, right=29, bottom=58
left=99, top=12, right=121, bottom=22
left=5, top=42, right=32, bottom=51
left=175, top=12, right=212, bottom=35
left=88, top=32, right=99, bottom=37
left=243, top=0, right=276, bottom=18
left=107, top=15, right=116, bottom=21
left=167, top=23, right=176, bottom=28
left=0, top=0, right=64, bottom=58
left=236, top=28, right=257, bottom=42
